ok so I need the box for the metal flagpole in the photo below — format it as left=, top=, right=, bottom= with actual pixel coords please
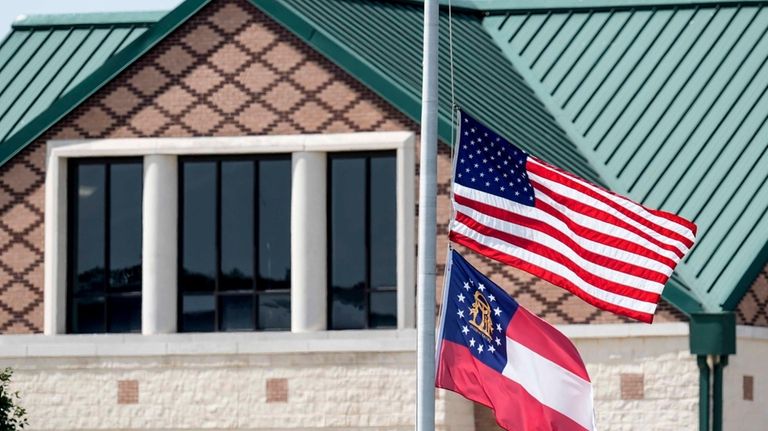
left=416, top=0, right=439, bottom=429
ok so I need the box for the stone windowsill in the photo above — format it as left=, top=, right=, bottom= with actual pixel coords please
left=0, top=328, right=418, bottom=358
left=0, top=323, right=706, bottom=359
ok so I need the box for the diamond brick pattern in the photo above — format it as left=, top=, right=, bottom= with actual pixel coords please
left=737, top=263, right=768, bottom=326
left=0, top=0, right=690, bottom=333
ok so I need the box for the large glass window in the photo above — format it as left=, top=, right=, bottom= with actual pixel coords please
left=179, top=156, right=291, bottom=332
left=329, top=152, right=397, bottom=329
left=67, top=159, right=143, bottom=333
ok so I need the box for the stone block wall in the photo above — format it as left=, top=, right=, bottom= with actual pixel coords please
left=5, top=348, right=475, bottom=431
left=3, top=332, right=701, bottom=431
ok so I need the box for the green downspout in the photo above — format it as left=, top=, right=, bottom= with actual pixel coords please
left=712, top=355, right=729, bottom=431
left=690, top=313, right=736, bottom=431
left=697, top=356, right=710, bottom=431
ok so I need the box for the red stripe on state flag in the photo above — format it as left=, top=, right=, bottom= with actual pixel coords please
left=436, top=340, right=590, bottom=431
left=505, top=305, right=590, bottom=382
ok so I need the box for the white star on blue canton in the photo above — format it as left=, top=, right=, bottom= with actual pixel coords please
left=463, top=282, right=470, bottom=291
left=457, top=293, right=465, bottom=303
left=489, top=345, right=496, bottom=354
left=493, top=307, right=502, bottom=317
left=457, top=309, right=464, bottom=319
left=496, top=323, right=502, bottom=332
left=462, top=325, right=469, bottom=335
left=469, top=338, right=476, bottom=347
left=478, top=284, right=485, bottom=292
left=477, top=344, right=484, bottom=354
left=494, top=337, right=501, bottom=346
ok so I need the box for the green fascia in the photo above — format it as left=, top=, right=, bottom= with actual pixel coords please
left=663, top=275, right=706, bottom=316
left=0, top=0, right=210, bottom=167
left=722, top=244, right=768, bottom=310
left=12, top=11, right=167, bottom=29
left=398, top=0, right=768, bottom=13
left=254, top=0, right=455, bottom=143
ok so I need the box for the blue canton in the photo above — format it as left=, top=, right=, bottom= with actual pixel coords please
left=454, top=111, right=535, bottom=206
left=440, top=250, right=520, bottom=373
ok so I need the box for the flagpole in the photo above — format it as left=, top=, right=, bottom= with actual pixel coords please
left=416, top=0, right=439, bottom=429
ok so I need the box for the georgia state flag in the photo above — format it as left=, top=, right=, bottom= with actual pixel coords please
left=436, top=250, right=596, bottom=431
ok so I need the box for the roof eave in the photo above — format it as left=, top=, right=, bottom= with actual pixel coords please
left=0, top=0, right=211, bottom=166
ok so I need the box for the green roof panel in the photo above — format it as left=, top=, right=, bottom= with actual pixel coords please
left=0, top=17, right=156, bottom=146
left=265, top=0, right=604, bottom=184
left=484, top=3, right=768, bottom=311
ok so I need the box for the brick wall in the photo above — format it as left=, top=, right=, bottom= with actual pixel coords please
left=0, top=0, right=685, bottom=332
left=737, top=263, right=768, bottom=326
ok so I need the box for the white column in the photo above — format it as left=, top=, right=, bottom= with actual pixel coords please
left=142, top=154, right=178, bottom=334
left=43, top=153, right=67, bottom=335
left=291, top=151, right=326, bottom=332
left=397, top=138, right=416, bottom=329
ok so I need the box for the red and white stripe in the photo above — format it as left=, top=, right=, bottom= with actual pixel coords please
left=450, top=156, right=697, bottom=323
left=437, top=301, right=595, bottom=431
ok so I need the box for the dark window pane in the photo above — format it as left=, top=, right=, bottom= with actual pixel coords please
left=72, top=297, right=104, bottom=333
left=221, top=161, right=254, bottom=291
left=75, top=164, right=105, bottom=294
left=330, top=157, right=366, bottom=290
left=258, top=292, right=290, bottom=330
left=220, top=294, right=253, bottom=331
left=370, top=155, right=396, bottom=290
left=182, top=162, right=216, bottom=292
left=331, top=287, right=366, bottom=330
left=259, top=159, right=291, bottom=291
left=182, top=293, right=215, bottom=332
left=108, top=295, right=141, bottom=333
left=109, top=163, right=142, bottom=292
left=370, top=290, right=397, bottom=328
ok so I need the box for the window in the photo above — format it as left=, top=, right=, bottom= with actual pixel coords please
left=328, top=152, right=397, bottom=329
left=178, top=156, right=292, bottom=332
left=67, top=158, right=143, bottom=333
left=46, top=132, right=414, bottom=335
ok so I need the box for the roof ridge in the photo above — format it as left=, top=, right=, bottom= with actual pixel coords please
left=11, top=11, right=167, bottom=29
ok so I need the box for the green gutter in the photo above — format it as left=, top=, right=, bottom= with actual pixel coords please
left=254, top=0, right=455, bottom=143
left=0, top=0, right=210, bottom=166
left=12, top=11, right=167, bottom=29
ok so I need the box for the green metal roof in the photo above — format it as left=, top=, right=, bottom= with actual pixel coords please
left=0, top=14, right=160, bottom=145
left=1, top=0, right=765, bottom=316
left=262, top=0, right=603, bottom=184
left=483, top=3, right=768, bottom=311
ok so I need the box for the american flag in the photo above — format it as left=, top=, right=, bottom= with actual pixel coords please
left=449, top=111, right=697, bottom=323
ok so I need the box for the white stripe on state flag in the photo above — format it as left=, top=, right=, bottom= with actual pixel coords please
left=528, top=170, right=691, bottom=254
left=502, top=336, right=594, bottom=431
left=527, top=158, right=696, bottom=242
left=453, top=200, right=666, bottom=294
left=454, top=183, right=680, bottom=270
left=450, top=222, right=658, bottom=314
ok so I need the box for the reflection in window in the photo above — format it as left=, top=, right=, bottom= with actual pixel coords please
left=68, top=159, right=142, bottom=333
left=329, top=152, right=397, bottom=329
left=179, top=156, right=291, bottom=332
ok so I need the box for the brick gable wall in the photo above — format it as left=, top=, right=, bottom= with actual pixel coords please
left=0, top=0, right=685, bottom=333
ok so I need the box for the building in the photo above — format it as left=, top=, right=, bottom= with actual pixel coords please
left=0, top=0, right=765, bottom=429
